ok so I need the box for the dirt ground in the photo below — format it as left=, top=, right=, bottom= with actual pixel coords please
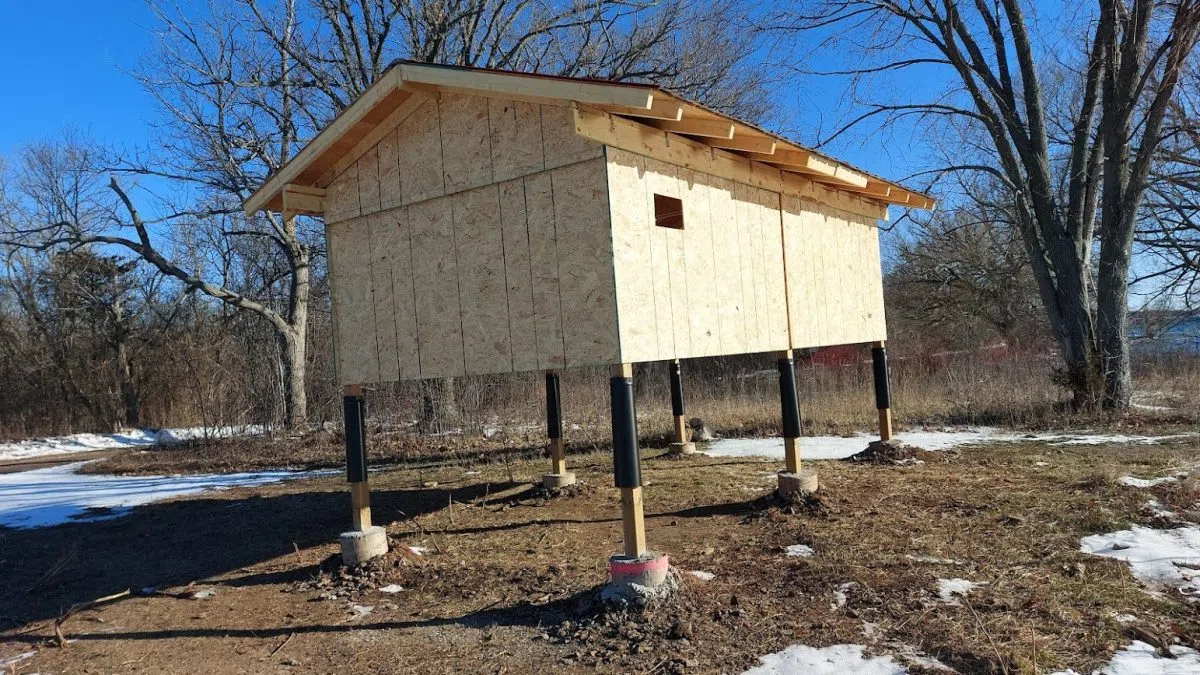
left=3, top=431, right=1200, bottom=674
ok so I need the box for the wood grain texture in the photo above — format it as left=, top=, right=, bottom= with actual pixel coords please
left=328, top=217, right=380, bottom=384
left=408, top=196, right=466, bottom=378
left=679, top=170, right=720, bottom=357
left=357, top=146, right=381, bottom=215
left=551, top=158, right=619, bottom=367
left=383, top=205, right=422, bottom=379
left=367, top=210, right=400, bottom=382
left=708, top=174, right=746, bottom=355
left=325, top=163, right=360, bottom=223
left=524, top=171, right=567, bottom=369
left=644, top=157, right=691, bottom=358
left=439, top=92, right=494, bottom=194
left=377, top=128, right=403, bottom=210
left=398, top=98, right=445, bottom=204
left=606, top=148, right=660, bottom=363
left=543, top=104, right=604, bottom=169
left=453, top=184, right=513, bottom=375
left=498, top=178, right=540, bottom=372
left=489, top=99, right=545, bottom=183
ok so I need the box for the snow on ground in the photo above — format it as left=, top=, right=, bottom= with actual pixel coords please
left=1080, top=525, right=1200, bottom=600
left=701, top=428, right=1197, bottom=461
left=740, top=644, right=907, bottom=675
left=1121, top=474, right=1187, bottom=488
left=0, top=461, right=324, bottom=529
left=936, top=578, right=985, bottom=604
left=0, top=425, right=266, bottom=462
left=785, top=544, right=815, bottom=557
left=1051, top=640, right=1200, bottom=675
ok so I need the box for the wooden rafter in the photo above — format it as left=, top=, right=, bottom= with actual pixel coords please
left=652, top=117, right=736, bottom=139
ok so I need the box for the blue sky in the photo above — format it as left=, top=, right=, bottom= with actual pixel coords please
left=0, top=1, right=157, bottom=157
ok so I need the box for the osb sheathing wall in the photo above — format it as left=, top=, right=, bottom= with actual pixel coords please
left=325, top=92, right=619, bottom=385
left=605, top=149, right=886, bottom=362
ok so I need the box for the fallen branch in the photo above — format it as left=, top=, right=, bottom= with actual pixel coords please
left=54, top=589, right=131, bottom=648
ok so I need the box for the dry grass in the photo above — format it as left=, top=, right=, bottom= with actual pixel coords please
left=8, top=434, right=1200, bottom=673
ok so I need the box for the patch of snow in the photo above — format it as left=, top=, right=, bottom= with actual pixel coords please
left=0, top=461, right=325, bottom=529
left=191, top=588, right=216, bottom=599
left=1080, top=526, right=1200, bottom=600
left=1133, top=403, right=1175, bottom=412
left=0, top=651, right=35, bottom=668
left=1112, top=613, right=1138, bottom=624
left=1050, top=640, right=1200, bottom=675
left=937, top=578, right=985, bottom=604
left=688, top=570, right=715, bottom=582
left=785, top=544, right=815, bottom=557
left=463, top=470, right=481, bottom=476
left=1121, top=474, right=1187, bottom=488
left=1143, top=500, right=1178, bottom=520
left=702, top=429, right=1198, bottom=461
left=349, top=604, right=373, bottom=617
left=1035, top=461, right=1050, bottom=467
left=741, top=644, right=907, bottom=675
left=832, top=582, right=856, bottom=609
left=408, top=545, right=429, bottom=555
left=378, top=584, right=404, bottom=593
left=0, top=425, right=266, bottom=462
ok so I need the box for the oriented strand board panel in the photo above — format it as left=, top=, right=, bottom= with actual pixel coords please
left=358, top=146, right=382, bottom=215
left=489, top=99, right=545, bottom=183
left=543, top=104, right=604, bottom=169
left=732, top=182, right=762, bottom=353
left=453, top=184, right=513, bottom=375
left=377, top=128, right=403, bottom=210
left=782, top=198, right=886, bottom=348
left=644, top=157, right=691, bottom=358
left=408, top=196, right=466, bottom=378
left=759, top=192, right=790, bottom=349
left=381, top=205, right=421, bottom=380
left=606, top=149, right=660, bottom=363
left=325, top=163, right=360, bottom=224
left=679, top=170, right=721, bottom=357
left=367, top=210, right=400, bottom=382
left=327, top=217, right=379, bottom=384
left=708, top=175, right=746, bottom=354
left=524, top=171, right=567, bottom=369
left=439, top=92, right=494, bottom=194
left=397, top=98, right=445, bottom=204
left=551, top=158, right=619, bottom=367
left=498, top=179, right=539, bottom=371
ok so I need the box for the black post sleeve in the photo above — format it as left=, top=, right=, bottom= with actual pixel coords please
left=778, top=355, right=802, bottom=439
left=669, top=360, right=685, bottom=417
left=610, top=374, right=642, bottom=489
left=344, top=395, right=368, bottom=483
left=872, top=346, right=892, bottom=410
left=545, top=372, right=563, bottom=439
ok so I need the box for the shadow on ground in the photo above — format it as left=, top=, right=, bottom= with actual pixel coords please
left=0, top=480, right=524, bottom=628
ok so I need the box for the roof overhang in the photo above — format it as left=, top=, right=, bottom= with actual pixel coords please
left=243, top=61, right=935, bottom=217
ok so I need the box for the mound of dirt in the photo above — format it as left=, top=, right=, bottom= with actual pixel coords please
left=847, top=439, right=924, bottom=465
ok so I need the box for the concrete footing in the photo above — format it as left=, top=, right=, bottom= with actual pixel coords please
left=601, top=552, right=678, bottom=605
left=541, top=472, right=577, bottom=490
left=776, top=469, right=819, bottom=499
left=339, top=525, right=388, bottom=567
left=666, top=441, right=699, bottom=456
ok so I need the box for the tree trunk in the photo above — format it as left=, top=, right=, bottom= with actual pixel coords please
left=420, top=377, right=459, bottom=432
left=281, top=246, right=310, bottom=430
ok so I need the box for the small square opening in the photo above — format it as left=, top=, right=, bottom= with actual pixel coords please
left=654, top=194, right=684, bottom=230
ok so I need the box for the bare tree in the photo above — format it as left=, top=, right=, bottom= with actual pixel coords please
left=773, top=0, right=1200, bottom=409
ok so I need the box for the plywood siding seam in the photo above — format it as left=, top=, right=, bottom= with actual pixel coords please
left=776, top=192, right=795, bottom=347
left=493, top=185, right=518, bottom=370
left=405, top=210, right=424, bottom=374
left=547, top=166, right=570, bottom=365
left=436, top=98, right=471, bottom=374
left=599, top=147, right=625, bottom=364
left=519, top=179, right=544, bottom=366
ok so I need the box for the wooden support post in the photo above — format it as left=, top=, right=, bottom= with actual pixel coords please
left=344, top=384, right=372, bottom=531
left=610, top=363, right=647, bottom=558
left=777, top=351, right=802, bottom=474
left=620, top=486, right=647, bottom=558
left=668, top=359, right=688, bottom=444
left=545, top=370, right=566, bottom=474
left=871, top=341, right=894, bottom=441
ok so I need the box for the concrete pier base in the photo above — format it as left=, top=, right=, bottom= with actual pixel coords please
left=776, top=469, right=819, bottom=499
left=541, top=472, right=577, bottom=490
left=666, top=441, right=699, bottom=456
left=339, top=526, right=388, bottom=567
left=601, top=552, right=678, bottom=605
